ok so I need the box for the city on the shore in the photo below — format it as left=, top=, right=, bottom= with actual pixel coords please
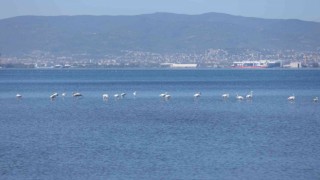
left=1, top=48, right=320, bottom=69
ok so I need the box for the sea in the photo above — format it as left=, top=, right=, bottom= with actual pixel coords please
left=0, top=69, right=320, bottom=180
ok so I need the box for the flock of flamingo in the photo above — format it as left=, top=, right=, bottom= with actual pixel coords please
left=14, top=91, right=319, bottom=103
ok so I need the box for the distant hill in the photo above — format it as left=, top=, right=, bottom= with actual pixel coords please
left=0, top=12, right=320, bottom=56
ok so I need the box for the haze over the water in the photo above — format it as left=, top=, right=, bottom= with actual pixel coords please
left=1, top=0, right=320, bottom=21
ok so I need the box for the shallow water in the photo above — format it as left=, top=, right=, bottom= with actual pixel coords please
left=0, top=69, right=320, bottom=179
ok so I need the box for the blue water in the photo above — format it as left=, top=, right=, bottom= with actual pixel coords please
left=0, top=69, right=320, bottom=180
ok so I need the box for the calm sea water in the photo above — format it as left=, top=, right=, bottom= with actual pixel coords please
left=0, top=69, right=320, bottom=180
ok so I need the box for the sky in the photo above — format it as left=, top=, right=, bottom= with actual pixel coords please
left=1, top=0, right=320, bottom=21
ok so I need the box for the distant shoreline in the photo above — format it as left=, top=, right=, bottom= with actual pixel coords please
left=1, top=67, right=319, bottom=71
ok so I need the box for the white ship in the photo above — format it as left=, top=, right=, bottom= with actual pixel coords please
left=231, top=60, right=282, bottom=68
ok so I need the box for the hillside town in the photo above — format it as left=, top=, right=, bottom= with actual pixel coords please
left=1, top=48, right=320, bottom=68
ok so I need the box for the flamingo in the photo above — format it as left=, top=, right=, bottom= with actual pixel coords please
left=194, top=92, right=201, bottom=98
left=222, top=93, right=229, bottom=99
left=50, top=92, right=59, bottom=99
left=246, top=91, right=253, bottom=99
left=313, top=97, right=318, bottom=102
left=72, top=92, right=82, bottom=97
left=236, top=94, right=244, bottom=100
left=288, top=94, right=295, bottom=101
left=16, top=94, right=22, bottom=99
left=102, top=94, right=109, bottom=100
left=160, top=92, right=167, bottom=97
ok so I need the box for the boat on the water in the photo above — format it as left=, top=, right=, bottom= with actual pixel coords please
left=231, top=60, right=282, bottom=68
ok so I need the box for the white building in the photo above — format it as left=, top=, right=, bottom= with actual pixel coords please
left=283, top=62, right=302, bottom=68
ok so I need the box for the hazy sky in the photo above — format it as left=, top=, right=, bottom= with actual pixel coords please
left=1, top=0, right=320, bottom=21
